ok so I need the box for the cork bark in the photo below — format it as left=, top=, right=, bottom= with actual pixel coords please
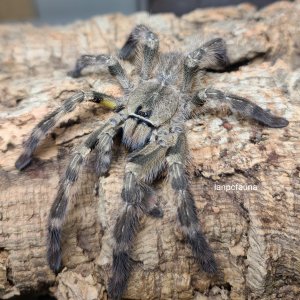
left=0, top=1, right=300, bottom=299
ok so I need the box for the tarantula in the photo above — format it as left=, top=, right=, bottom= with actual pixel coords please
left=15, top=24, right=288, bottom=299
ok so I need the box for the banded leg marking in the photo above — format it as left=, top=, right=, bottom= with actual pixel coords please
left=108, top=172, right=144, bottom=300
left=109, top=142, right=168, bottom=299
left=182, top=38, right=228, bottom=92
left=94, top=127, right=116, bottom=176
left=193, top=88, right=289, bottom=128
left=15, top=91, right=115, bottom=171
left=47, top=116, right=123, bottom=273
left=68, top=54, right=132, bottom=90
left=167, top=133, right=217, bottom=273
left=119, top=24, right=159, bottom=80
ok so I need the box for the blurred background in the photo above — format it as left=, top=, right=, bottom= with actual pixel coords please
left=0, top=0, right=292, bottom=25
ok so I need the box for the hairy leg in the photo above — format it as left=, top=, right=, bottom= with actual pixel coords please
left=47, top=114, right=124, bottom=272
left=193, top=87, right=289, bottom=128
left=15, top=91, right=116, bottom=171
left=108, top=142, right=167, bottom=299
left=182, top=38, right=228, bottom=92
left=167, top=133, right=217, bottom=273
left=94, top=132, right=114, bottom=177
left=68, top=54, right=133, bottom=90
left=108, top=171, right=144, bottom=300
left=119, top=24, right=159, bottom=80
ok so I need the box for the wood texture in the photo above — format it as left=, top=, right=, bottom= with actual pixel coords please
left=0, top=1, right=299, bottom=299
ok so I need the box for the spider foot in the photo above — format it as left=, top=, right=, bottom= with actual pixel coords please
left=200, top=255, right=218, bottom=275
left=188, top=231, right=218, bottom=274
left=15, top=152, right=32, bottom=171
left=47, top=226, right=62, bottom=274
left=108, top=251, right=133, bottom=300
left=47, top=251, right=62, bottom=274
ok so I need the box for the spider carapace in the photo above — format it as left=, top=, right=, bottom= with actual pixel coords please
left=15, top=24, right=288, bottom=299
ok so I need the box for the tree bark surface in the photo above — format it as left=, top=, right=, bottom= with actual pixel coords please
left=0, top=2, right=299, bottom=299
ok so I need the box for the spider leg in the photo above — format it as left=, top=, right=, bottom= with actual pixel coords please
left=108, top=172, right=145, bottom=300
left=94, top=132, right=114, bottom=177
left=15, top=91, right=117, bottom=171
left=68, top=54, right=132, bottom=90
left=47, top=114, right=124, bottom=273
left=119, top=24, right=159, bottom=80
left=167, top=133, right=217, bottom=274
left=193, top=88, right=289, bottom=128
left=182, top=38, right=228, bottom=92
left=108, top=143, right=168, bottom=299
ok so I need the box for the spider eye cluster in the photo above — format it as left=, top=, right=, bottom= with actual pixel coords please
left=135, top=105, right=152, bottom=118
left=198, top=98, right=206, bottom=106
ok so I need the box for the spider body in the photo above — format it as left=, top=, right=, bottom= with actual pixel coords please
left=15, top=24, right=288, bottom=300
